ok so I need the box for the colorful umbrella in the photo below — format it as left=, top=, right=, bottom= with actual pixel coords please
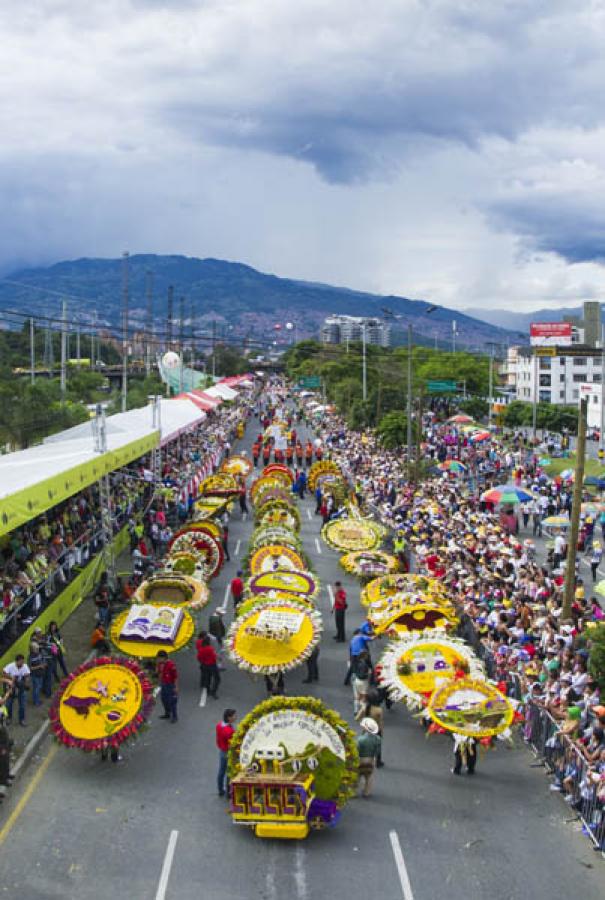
left=538, top=457, right=551, bottom=467
left=559, top=469, right=574, bottom=481
left=469, top=431, right=491, bottom=443
left=481, top=484, right=536, bottom=505
left=438, top=460, right=467, bottom=474
left=448, top=414, right=474, bottom=424
left=581, top=502, right=603, bottom=516
left=542, top=515, right=571, bottom=529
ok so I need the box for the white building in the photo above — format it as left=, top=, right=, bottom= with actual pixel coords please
left=514, top=347, right=604, bottom=406
left=321, top=315, right=391, bottom=347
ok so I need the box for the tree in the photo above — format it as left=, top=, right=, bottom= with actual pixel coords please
left=588, top=624, right=605, bottom=693
left=377, top=411, right=413, bottom=449
left=459, top=397, right=488, bottom=421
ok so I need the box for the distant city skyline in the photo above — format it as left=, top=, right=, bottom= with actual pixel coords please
left=1, top=3, right=605, bottom=312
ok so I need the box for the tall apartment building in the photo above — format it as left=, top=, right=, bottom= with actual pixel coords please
left=320, top=315, right=391, bottom=347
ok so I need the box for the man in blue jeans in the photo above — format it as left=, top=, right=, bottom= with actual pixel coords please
left=3, top=655, right=30, bottom=726
left=215, top=709, right=236, bottom=797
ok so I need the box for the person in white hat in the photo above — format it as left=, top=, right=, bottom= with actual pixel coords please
left=356, top=718, right=381, bottom=797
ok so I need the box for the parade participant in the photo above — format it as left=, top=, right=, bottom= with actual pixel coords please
left=351, top=650, right=372, bottom=714
left=452, top=738, right=477, bottom=776
left=333, top=581, right=348, bottom=642
left=197, top=634, right=220, bottom=698
left=262, top=443, right=271, bottom=465
left=222, top=523, right=231, bottom=562
left=252, top=442, right=261, bottom=467
left=296, top=443, right=304, bottom=467
left=285, top=443, right=294, bottom=465
left=216, top=708, right=236, bottom=797
left=91, top=623, right=110, bottom=655
left=305, top=441, right=313, bottom=467
left=239, top=487, right=249, bottom=517
left=356, top=690, right=385, bottom=767
left=315, top=485, right=323, bottom=515
left=156, top=651, right=179, bottom=723
left=231, top=571, right=244, bottom=609
left=302, top=645, right=320, bottom=684
left=356, top=718, right=381, bottom=797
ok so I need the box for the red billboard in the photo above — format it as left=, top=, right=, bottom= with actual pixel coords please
left=530, top=322, right=573, bottom=346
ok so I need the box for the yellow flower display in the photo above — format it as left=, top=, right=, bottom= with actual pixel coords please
left=110, top=604, right=195, bottom=658
left=249, top=545, right=305, bottom=575
left=322, top=517, right=384, bottom=552
left=221, top=454, right=253, bottom=477
left=361, top=574, right=448, bottom=606
left=427, top=677, right=515, bottom=739
left=227, top=599, right=322, bottom=674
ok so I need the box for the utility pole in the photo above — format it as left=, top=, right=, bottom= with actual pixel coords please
left=76, top=320, right=81, bottom=369
left=362, top=324, right=367, bottom=402
left=179, top=296, right=185, bottom=393
left=212, top=320, right=217, bottom=380
left=562, top=397, right=588, bottom=621
left=599, top=325, right=605, bottom=465
left=145, top=270, right=154, bottom=377
left=167, top=285, right=174, bottom=349
left=487, top=345, right=495, bottom=429
left=189, top=298, right=195, bottom=367
left=406, top=323, right=413, bottom=474
left=121, top=250, right=129, bottom=413
left=60, top=300, right=67, bottom=402
left=29, top=317, right=35, bottom=385
left=532, top=351, right=538, bottom=441
left=452, top=319, right=457, bottom=353
left=91, top=311, right=97, bottom=370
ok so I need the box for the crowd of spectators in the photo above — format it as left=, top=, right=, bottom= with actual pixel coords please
left=302, top=401, right=605, bottom=849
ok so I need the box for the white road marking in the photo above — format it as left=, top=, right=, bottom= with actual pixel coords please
left=327, top=584, right=335, bottom=610
left=199, top=688, right=207, bottom=708
left=314, top=538, right=322, bottom=555
left=224, top=584, right=230, bottom=607
left=306, top=509, right=312, bottom=520
left=389, top=830, right=415, bottom=900
left=294, top=843, right=308, bottom=900
left=235, top=539, right=241, bottom=556
left=155, top=830, right=179, bottom=900
left=265, top=848, right=278, bottom=900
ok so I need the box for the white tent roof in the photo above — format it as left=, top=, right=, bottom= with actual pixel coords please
left=45, top=398, right=205, bottom=448
left=205, top=384, right=238, bottom=401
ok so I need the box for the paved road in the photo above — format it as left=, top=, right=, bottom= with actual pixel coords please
left=1, top=415, right=604, bottom=900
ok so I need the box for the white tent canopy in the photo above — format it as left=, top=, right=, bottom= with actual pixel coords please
left=205, top=384, right=238, bottom=401
left=45, top=398, right=205, bottom=448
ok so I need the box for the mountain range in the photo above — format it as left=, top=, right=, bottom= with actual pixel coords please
left=0, top=254, right=526, bottom=350
left=463, top=305, right=603, bottom=332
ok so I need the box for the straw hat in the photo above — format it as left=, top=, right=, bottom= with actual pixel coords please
left=360, top=717, right=379, bottom=735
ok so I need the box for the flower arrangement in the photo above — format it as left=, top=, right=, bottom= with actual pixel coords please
left=253, top=486, right=294, bottom=511
left=226, top=598, right=322, bottom=675
left=262, top=463, right=295, bottom=484
left=378, top=632, right=485, bottom=710
left=322, top=517, right=385, bottom=552
left=371, top=597, right=459, bottom=637
left=248, top=544, right=305, bottom=575
left=427, top=676, right=515, bottom=739
left=48, top=656, right=155, bottom=753
left=339, top=550, right=400, bottom=580
left=247, top=568, right=319, bottom=600
left=221, top=454, right=253, bottom=477
left=193, top=496, right=230, bottom=519
left=250, top=526, right=302, bottom=552
left=227, top=696, right=359, bottom=811
left=307, top=460, right=342, bottom=491
left=256, top=500, right=301, bottom=532
left=169, top=532, right=224, bottom=579
left=136, top=572, right=210, bottom=611
left=110, top=605, right=196, bottom=658
left=250, top=476, right=289, bottom=504
left=361, top=574, right=449, bottom=607
left=199, top=473, right=241, bottom=497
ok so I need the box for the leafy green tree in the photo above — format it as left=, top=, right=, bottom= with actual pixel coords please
left=588, top=624, right=605, bottom=693
left=377, top=411, right=413, bottom=449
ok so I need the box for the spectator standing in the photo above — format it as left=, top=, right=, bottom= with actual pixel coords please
left=222, top=524, right=231, bottom=562
left=47, top=621, right=68, bottom=680
left=3, top=655, right=30, bottom=726
left=302, top=645, right=320, bottom=684
left=216, top=708, right=236, bottom=797
left=156, top=651, right=179, bottom=723
left=197, top=634, right=220, bottom=698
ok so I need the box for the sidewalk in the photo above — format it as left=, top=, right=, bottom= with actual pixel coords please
left=5, top=544, right=134, bottom=768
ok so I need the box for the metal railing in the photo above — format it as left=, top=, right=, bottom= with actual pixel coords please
left=524, top=701, right=605, bottom=852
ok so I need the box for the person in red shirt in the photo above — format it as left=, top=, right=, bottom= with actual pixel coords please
left=196, top=633, right=220, bottom=698
left=216, top=708, right=236, bottom=797
left=156, top=651, right=179, bottom=722
left=231, top=571, right=244, bottom=609
left=333, top=581, right=348, bottom=642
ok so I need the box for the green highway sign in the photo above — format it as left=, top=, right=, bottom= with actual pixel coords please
left=298, top=376, right=321, bottom=389
left=426, top=380, right=458, bottom=393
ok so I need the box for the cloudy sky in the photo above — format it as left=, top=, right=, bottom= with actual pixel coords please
left=2, top=0, right=605, bottom=311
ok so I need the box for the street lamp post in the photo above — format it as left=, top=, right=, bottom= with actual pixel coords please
left=362, top=324, right=367, bottom=402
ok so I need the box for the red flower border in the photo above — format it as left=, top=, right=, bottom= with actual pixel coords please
left=48, top=656, right=155, bottom=753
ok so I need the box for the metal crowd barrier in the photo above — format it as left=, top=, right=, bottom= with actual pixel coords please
left=524, top=701, right=605, bottom=852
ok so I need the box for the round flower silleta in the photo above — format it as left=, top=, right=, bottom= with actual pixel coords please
left=226, top=598, right=322, bottom=675
left=49, top=656, right=155, bottom=753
